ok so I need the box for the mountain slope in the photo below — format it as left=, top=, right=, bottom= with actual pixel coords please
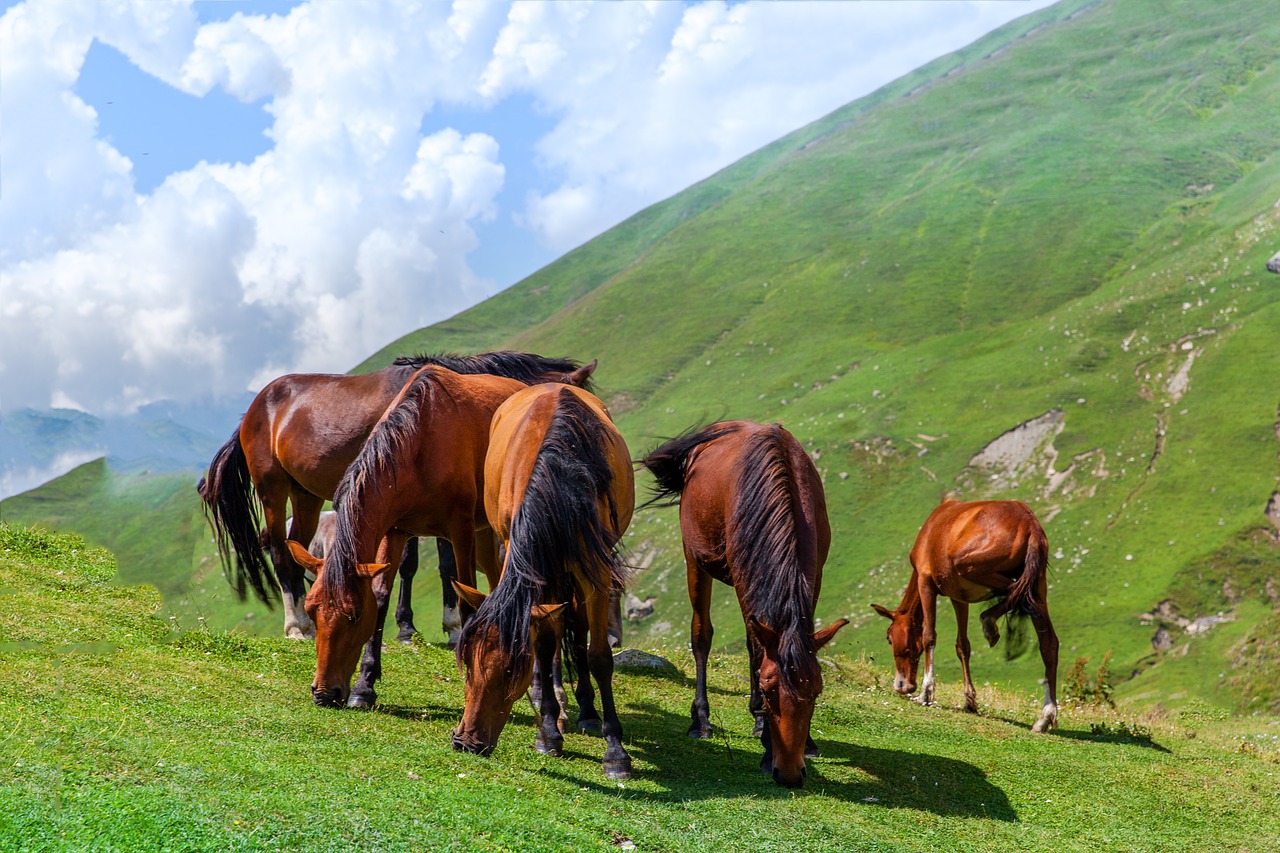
left=363, top=0, right=1280, bottom=710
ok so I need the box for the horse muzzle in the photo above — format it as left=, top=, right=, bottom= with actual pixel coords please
left=893, top=676, right=917, bottom=695
left=312, top=685, right=348, bottom=709
left=772, top=765, right=807, bottom=789
left=451, top=728, right=495, bottom=757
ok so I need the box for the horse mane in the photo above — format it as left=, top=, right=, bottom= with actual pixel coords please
left=639, top=422, right=738, bottom=509
left=323, top=368, right=442, bottom=616
left=730, top=425, right=821, bottom=694
left=460, top=388, right=625, bottom=681
left=393, top=351, right=594, bottom=392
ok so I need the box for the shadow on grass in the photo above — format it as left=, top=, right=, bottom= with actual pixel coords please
left=989, top=715, right=1171, bottom=753
left=530, top=699, right=1016, bottom=820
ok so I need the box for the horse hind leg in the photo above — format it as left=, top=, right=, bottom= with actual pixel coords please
left=952, top=600, right=979, bottom=714
left=1030, top=605, right=1060, bottom=733
left=265, top=485, right=318, bottom=640
left=436, top=539, right=463, bottom=647
left=393, top=537, right=418, bottom=644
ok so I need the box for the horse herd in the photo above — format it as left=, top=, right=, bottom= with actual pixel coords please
left=198, top=351, right=1059, bottom=789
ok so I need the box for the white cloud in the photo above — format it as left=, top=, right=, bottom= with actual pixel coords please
left=0, top=0, right=1053, bottom=415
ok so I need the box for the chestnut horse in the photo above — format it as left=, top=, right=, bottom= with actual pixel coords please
left=198, top=351, right=594, bottom=641
left=452, top=384, right=634, bottom=780
left=642, top=421, right=848, bottom=789
left=286, top=365, right=547, bottom=709
left=872, top=499, right=1059, bottom=733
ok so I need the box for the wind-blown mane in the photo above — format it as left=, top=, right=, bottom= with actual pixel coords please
left=393, top=351, right=594, bottom=392
left=460, top=389, right=625, bottom=684
left=322, top=368, right=444, bottom=616
left=639, top=423, right=737, bottom=508
left=729, top=426, right=820, bottom=694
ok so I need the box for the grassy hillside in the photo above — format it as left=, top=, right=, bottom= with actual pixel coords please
left=5, top=0, right=1280, bottom=714
left=3, top=525, right=1279, bottom=852
left=358, top=0, right=1280, bottom=711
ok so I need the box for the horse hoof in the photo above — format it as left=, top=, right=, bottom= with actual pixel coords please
left=1032, top=717, right=1057, bottom=733
left=577, top=718, right=602, bottom=736
left=395, top=630, right=416, bottom=645
left=687, top=724, right=712, bottom=740
left=752, top=717, right=764, bottom=738
left=603, top=758, right=632, bottom=781
left=347, top=691, right=376, bottom=710
left=804, top=738, right=819, bottom=759
left=534, top=733, right=564, bottom=756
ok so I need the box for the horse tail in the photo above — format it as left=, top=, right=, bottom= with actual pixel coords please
left=639, top=423, right=737, bottom=508
left=198, top=427, right=278, bottom=606
left=470, top=389, right=626, bottom=681
left=1006, top=514, right=1049, bottom=620
left=730, top=425, right=819, bottom=693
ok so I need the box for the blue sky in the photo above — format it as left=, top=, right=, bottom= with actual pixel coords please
left=0, top=0, right=1057, bottom=417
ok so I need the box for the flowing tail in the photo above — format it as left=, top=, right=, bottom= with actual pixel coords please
left=1005, top=520, right=1049, bottom=620
left=198, top=427, right=278, bottom=606
left=639, top=423, right=736, bottom=508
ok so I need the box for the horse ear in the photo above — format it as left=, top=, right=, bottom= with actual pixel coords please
left=452, top=581, right=488, bottom=611
left=530, top=601, right=568, bottom=625
left=355, top=561, right=393, bottom=579
left=565, top=359, right=597, bottom=386
left=813, top=618, right=850, bottom=651
left=747, top=615, right=780, bottom=652
left=871, top=603, right=895, bottom=621
left=287, top=540, right=323, bottom=574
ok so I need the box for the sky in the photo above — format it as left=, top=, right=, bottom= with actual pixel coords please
left=0, top=0, right=1057, bottom=417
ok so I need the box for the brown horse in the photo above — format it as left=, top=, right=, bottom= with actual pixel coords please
left=641, top=421, right=847, bottom=788
left=198, top=351, right=594, bottom=641
left=284, top=365, right=547, bottom=708
left=452, top=384, right=635, bottom=780
left=872, top=499, right=1059, bottom=733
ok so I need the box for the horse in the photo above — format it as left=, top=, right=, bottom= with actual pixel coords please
left=198, top=351, right=595, bottom=641
left=286, top=365, right=550, bottom=709
left=872, top=499, right=1059, bottom=733
left=641, top=421, right=848, bottom=789
left=451, top=383, right=635, bottom=780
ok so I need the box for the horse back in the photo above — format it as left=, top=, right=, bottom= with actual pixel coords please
left=910, top=500, right=1043, bottom=600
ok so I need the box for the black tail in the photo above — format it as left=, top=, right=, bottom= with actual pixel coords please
left=199, top=427, right=277, bottom=607
left=1001, top=519, right=1048, bottom=660
left=462, top=390, right=626, bottom=682
left=639, top=423, right=736, bottom=508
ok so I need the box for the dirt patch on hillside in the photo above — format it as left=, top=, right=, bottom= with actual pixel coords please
left=958, top=409, right=1107, bottom=500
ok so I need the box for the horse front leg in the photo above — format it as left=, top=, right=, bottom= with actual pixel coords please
left=916, top=583, right=939, bottom=706
left=687, top=556, right=714, bottom=739
left=392, top=537, right=418, bottom=644
left=747, top=631, right=765, bottom=737
left=532, top=618, right=565, bottom=757
left=952, top=599, right=978, bottom=713
left=585, top=590, right=631, bottom=780
left=1030, top=602, right=1060, bottom=733
left=350, top=531, right=407, bottom=709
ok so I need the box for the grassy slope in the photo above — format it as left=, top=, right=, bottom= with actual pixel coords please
left=358, top=0, right=1280, bottom=710
left=3, top=525, right=1279, bottom=852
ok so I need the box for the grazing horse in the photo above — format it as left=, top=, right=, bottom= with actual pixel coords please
left=452, top=384, right=635, bottom=780
left=641, top=421, right=847, bottom=789
left=872, top=499, right=1059, bottom=733
left=198, top=351, right=594, bottom=641
left=287, top=365, right=545, bottom=709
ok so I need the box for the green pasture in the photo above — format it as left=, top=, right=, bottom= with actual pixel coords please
left=3, top=526, right=1278, bottom=852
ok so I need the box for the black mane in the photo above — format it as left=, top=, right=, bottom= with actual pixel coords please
left=729, top=425, right=821, bottom=694
left=459, top=389, right=624, bottom=680
left=393, top=351, right=593, bottom=392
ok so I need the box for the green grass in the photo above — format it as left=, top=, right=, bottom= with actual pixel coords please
left=3, top=524, right=1279, bottom=852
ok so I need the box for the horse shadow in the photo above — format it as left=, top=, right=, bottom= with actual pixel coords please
left=539, top=698, right=1015, bottom=821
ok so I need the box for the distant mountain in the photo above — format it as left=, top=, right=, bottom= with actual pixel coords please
left=0, top=395, right=253, bottom=500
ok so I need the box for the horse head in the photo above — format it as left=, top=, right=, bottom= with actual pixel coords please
left=747, top=615, right=848, bottom=789
left=450, top=581, right=567, bottom=756
left=872, top=602, right=923, bottom=696
left=290, top=541, right=390, bottom=708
